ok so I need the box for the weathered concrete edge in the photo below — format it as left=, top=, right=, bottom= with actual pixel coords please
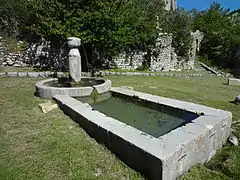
left=94, top=79, right=112, bottom=94
left=53, top=91, right=232, bottom=180
left=110, top=87, right=232, bottom=179
left=110, top=87, right=232, bottom=118
left=35, top=77, right=112, bottom=99
left=199, top=62, right=219, bottom=76
left=36, top=78, right=94, bottom=99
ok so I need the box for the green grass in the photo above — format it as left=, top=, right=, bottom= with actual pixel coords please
left=0, top=77, right=142, bottom=180
left=0, top=67, right=64, bottom=73
left=106, top=68, right=204, bottom=75
left=0, top=74, right=240, bottom=179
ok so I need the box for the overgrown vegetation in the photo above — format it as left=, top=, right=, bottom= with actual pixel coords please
left=164, top=8, right=193, bottom=57
left=0, top=32, right=28, bottom=53
left=1, top=1, right=240, bottom=73
left=0, top=0, right=193, bottom=68
left=191, top=2, right=240, bottom=73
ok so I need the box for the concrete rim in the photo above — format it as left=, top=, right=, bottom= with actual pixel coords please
left=35, top=77, right=112, bottom=99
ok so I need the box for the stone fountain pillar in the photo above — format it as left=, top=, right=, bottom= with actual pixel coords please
left=68, top=37, right=82, bottom=82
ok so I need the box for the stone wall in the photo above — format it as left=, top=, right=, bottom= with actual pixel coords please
left=1, top=29, right=204, bottom=72
left=113, top=52, right=145, bottom=70
left=0, top=37, right=28, bottom=67
left=0, top=36, right=63, bottom=68
left=113, top=30, right=204, bottom=72
left=164, top=0, right=177, bottom=11
left=187, top=30, right=204, bottom=69
left=113, top=33, right=177, bottom=71
left=150, top=33, right=177, bottom=71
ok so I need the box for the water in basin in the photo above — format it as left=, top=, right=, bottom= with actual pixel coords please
left=44, top=78, right=104, bottom=88
left=91, top=96, right=198, bottom=137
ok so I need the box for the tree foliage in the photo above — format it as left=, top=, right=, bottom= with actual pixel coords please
left=192, top=2, right=240, bottom=69
left=24, top=0, right=165, bottom=61
left=0, top=0, right=30, bottom=35
left=163, top=8, right=193, bottom=57
left=0, top=0, right=202, bottom=69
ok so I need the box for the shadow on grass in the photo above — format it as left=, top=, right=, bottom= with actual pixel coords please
left=222, top=83, right=229, bottom=86
left=229, top=101, right=238, bottom=105
left=34, top=91, right=39, bottom=98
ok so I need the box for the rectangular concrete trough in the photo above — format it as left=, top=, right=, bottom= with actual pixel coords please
left=228, top=78, right=240, bottom=86
left=53, top=87, right=232, bottom=180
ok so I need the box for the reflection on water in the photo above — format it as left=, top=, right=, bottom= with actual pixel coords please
left=44, top=78, right=104, bottom=88
left=91, top=96, right=198, bottom=138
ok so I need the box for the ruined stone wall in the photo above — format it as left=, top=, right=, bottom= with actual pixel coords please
left=0, top=36, right=28, bottom=67
left=113, top=33, right=176, bottom=71
left=113, top=30, right=203, bottom=72
left=0, top=36, right=62, bottom=68
left=187, top=30, right=204, bottom=69
left=150, top=33, right=177, bottom=71
left=164, top=0, right=177, bottom=11
left=113, top=52, right=145, bottom=70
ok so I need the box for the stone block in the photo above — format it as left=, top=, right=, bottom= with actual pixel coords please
left=108, top=72, right=115, bottom=76
left=7, top=72, right=18, bottom=77
left=13, top=64, right=21, bottom=67
left=149, top=73, right=156, bottom=76
left=18, top=72, right=27, bottom=77
left=94, top=79, right=112, bottom=94
left=38, top=72, right=46, bottom=77
left=100, top=71, right=105, bottom=76
left=115, top=72, right=121, bottom=76
left=142, top=73, right=149, bottom=76
left=1, top=62, right=7, bottom=66
left=45, top=71, right=52, bottom=77
left=57, top=72, right=64, bottom=76
left=86, top=72, right=91, bottom=77
left=0, top=72, right=6, bottom=77
left=133, top=72, right=141, bottom=76
left=228, top=78, right=240, bottom=86
left=28, top=72, right=39, bottom=77
left=68, top=37, right=81, bottom=48
left=81, top=72, right=87, bottom=76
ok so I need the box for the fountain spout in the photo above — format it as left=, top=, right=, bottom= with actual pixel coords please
left=68, top=37, right=82, bottom=82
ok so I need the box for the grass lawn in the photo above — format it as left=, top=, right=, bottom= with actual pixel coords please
left=0, top=74, right=240, bottom=179
left=104, top=68, right=210, bottom=75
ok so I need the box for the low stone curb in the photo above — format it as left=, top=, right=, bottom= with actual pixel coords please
left=0, top=71, right=65, bottom=78
left=0, top=71, right=205, bottom=78
left=99, top=71, right=204, bottom=77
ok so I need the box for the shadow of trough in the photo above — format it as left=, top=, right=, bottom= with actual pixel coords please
left=229, top=101, right=239, bottom=105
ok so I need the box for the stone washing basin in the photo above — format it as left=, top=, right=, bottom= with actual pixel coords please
left=35, top=77, right=111, bottom=99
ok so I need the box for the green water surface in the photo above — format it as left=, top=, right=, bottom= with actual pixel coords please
left=91, top=96, right=196, bottom=137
